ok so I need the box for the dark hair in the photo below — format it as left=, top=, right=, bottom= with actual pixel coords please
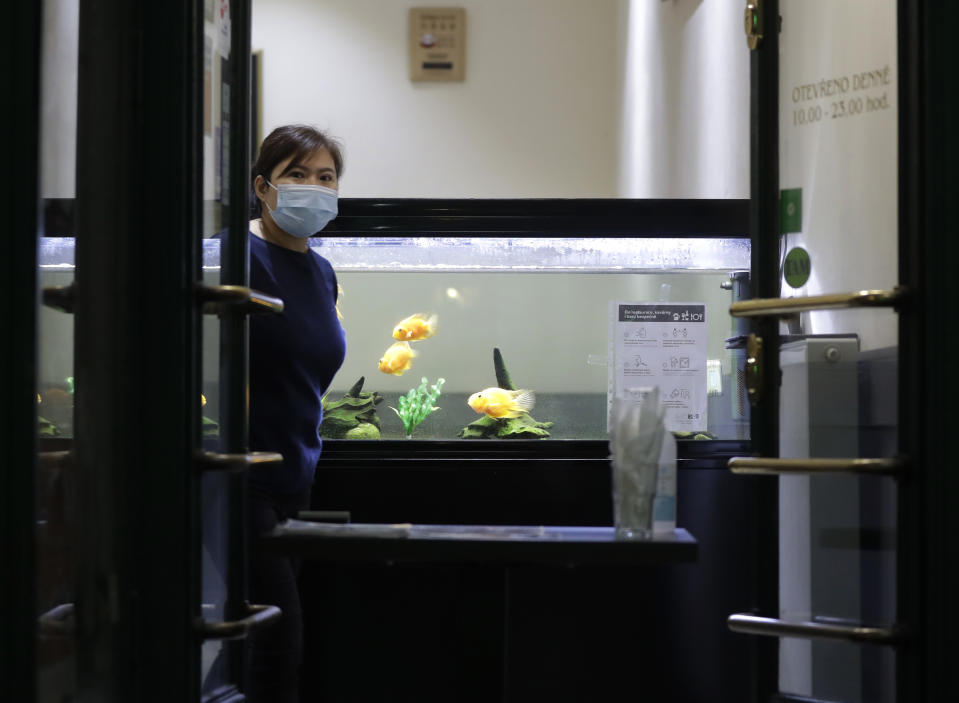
left=250, top=124, right=344, bottom=217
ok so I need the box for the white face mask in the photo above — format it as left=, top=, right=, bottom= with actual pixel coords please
left=265, top=182, right=338, bottom=238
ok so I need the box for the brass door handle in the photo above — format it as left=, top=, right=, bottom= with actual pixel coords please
left=728, top=613, right=902, bottom=645
left=195, top=450, right=283, bottom=473
left=197, top=284, right=284, bottom=316
left=729, top=456, right=905, bottom=476
left=196, top=602, right=282, bottom=641
left=731, top=287, right=906, bottom=317
left=38, top=450, right=72, bottom=471
left=38, top=603, right=75, bottom=637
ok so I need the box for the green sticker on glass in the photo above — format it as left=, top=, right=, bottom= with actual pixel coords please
left=783, top=247, right=811, bottom=288
left=781, top=187, right=802, bottom=234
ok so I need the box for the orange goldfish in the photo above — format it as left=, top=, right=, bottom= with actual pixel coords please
left=392, top=313, right=438, bottom=341
left=467, top=387, right=536, bottom=419
left=378, top=341, right=417, bottom=376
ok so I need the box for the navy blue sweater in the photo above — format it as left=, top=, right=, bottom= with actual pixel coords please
left=247, top=234, right=346, bottom=495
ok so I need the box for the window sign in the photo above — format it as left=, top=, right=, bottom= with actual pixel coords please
left=609, top=302, right=708, bottom=433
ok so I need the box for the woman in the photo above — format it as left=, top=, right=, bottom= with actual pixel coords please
left=245, top=124, right=347, bottom=702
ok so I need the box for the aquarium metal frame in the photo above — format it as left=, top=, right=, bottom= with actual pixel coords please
left=320, top=438, right=747, bottom=463
left=311, top=439, right=749, bottom=527
left=325, top=198, right=749, bottom=236
left=312, top=197, right=752, bottom=518
left=42, top=197, right=750, bottom=239
left=317, top=197, right=750, bottom=467
left=304, top=198, right=751, bottom=525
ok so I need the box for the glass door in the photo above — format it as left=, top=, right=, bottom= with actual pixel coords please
left=5, top=1, right=270, bottom=701
left=775, top=4, right=898, bottom=701
left=197, top=0, right=234, bottom=693
left=730, top=0, right=907, bottom=701
left=197, top=0, right=282, bottom=699
left=728, top=0, right=959, bottom=700
left=32, top=2, right=82, bottom=701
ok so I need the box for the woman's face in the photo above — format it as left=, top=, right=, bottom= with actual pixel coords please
left=255, top=147, right=338, bottom=212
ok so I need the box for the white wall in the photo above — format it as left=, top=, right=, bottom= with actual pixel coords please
left=39, top=0, right=752, bottom=201
left=252, top=0, right=625, bottom=197
left=619, top=0, right=749, bottom=199
left=252, top=0, right=750, bottom=200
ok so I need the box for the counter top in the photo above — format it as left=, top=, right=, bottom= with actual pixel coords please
left=263, top=520, right=696, bottom=566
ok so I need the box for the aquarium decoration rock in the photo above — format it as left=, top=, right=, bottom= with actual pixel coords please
left=673, top=430, right=716, bottom=441
left=458, top=348, right=554, bottom=439
left=37, top=415, right=60, bottom=437
left=202, top=416, right=220, bottom=438
left=320, top=376, right=385, bottom=439
left=391, top=377, right=444, bottom=439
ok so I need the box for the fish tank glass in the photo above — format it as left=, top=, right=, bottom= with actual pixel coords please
left=37, top=201, right=751, bottom=443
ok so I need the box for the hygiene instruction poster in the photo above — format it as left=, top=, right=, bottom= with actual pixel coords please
left=609, top=302, right=707, bottom=432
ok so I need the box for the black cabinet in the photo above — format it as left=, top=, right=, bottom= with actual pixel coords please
left=293, top=442, right=756, bottom=703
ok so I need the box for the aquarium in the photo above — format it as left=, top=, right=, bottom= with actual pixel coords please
left=314, top=236, right=750, bottom=440
left=38, top=225, right=750, bottom=442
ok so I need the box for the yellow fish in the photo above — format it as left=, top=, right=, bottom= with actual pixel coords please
left=392, top=313, right=438, bottom=341
left=467, top=387, right=536, bottom=419
left=378, top=341, right=417, bottom=376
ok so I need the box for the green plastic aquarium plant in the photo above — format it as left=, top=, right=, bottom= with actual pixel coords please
left=391, top=376, right=445, bottom=438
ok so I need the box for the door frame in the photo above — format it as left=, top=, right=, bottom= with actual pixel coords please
left=898, top=2, right=959, bottom=701
left=1, top=1, right=42, bottom=700
left=73, top=0, right=203, bottom=698
left=747, top=0, right=781, bottom=699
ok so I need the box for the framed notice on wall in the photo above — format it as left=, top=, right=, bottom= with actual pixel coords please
left=409, top=7, right=466, bottom=81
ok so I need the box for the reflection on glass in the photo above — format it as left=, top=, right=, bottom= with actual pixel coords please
left=38, top=255, right=75, bottom=439
left=37, top=0, right=80, bottom=697
left=36, top=440, right=76, bottom=701
left=40, top=235, right=752, bottom=442
left=777, top=329, right=898, bottom=703
left=778, top=0, right=898, bottom=698
left=199, top=472, right=230, bottom=694
left=200, top=0, right=239, bottom=685
left=199, top=259, right=228, bottom=694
